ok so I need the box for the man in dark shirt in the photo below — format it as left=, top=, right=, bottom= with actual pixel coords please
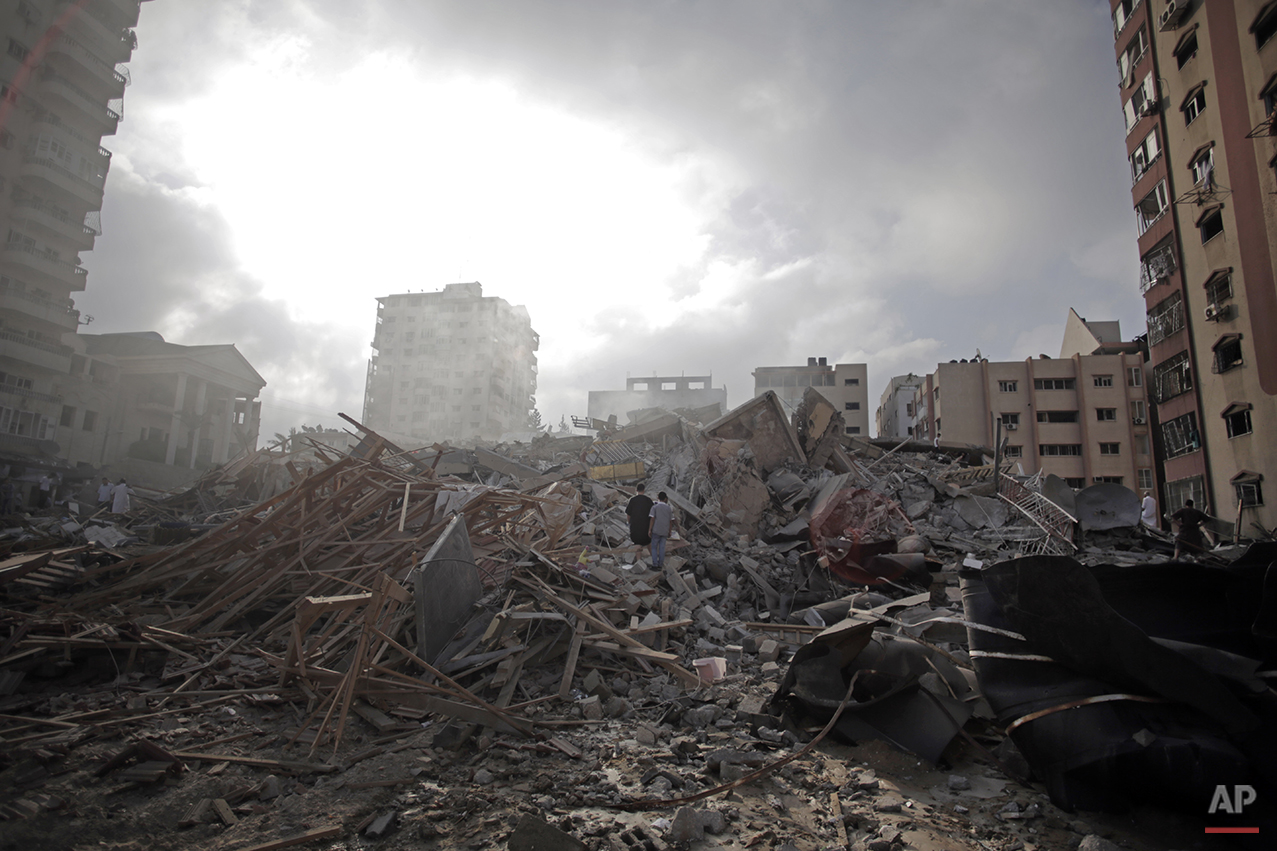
left=625, top=484, right=654, bottom=555
left=1170, top=499, right=1213, bottom=560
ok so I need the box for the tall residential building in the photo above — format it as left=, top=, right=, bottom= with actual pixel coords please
left=752, top=358, right=870, bottom=437
left=0, top=0, right=142, bottom=471
left=876, top=374, right=925, bottom=440
left=913, top=314, right=1154, bottom=491
left=362, top=283, right=539, bottom=444
left=1111, top=0, right=1277, bottom=528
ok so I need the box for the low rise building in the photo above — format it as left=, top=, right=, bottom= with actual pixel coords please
left=753, top=358, right=870, bottom=437
left=876, top=374, right=926, bottom=440
left=587, top=375, right=726, bottom=425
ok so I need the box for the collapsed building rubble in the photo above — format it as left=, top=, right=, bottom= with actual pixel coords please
left=0, top=394, right=1272, bottom=850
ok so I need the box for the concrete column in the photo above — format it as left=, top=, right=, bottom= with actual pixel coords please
left=189, top=379, right=208, bottom=469
left=211, top=394, right=229, bottom=465
left=164, top=373, right=188, bottom=466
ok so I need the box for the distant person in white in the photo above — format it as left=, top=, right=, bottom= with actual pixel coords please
left=111, top=478, right=133, bottom=514
left=97, top=477, right=113, bottom=511
left=1140, top=491, right=1157, bottom=529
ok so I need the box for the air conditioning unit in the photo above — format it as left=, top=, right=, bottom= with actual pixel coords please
left=1205, top=304, right=1221, bottom=321
left=1005, top=422, right=1018, bottom=430
left=1133, top=417, right=1146, bottom=425
left=1139, top=99, right=1160, bottom=118
left=1159, top=1, right=1189, bottom=31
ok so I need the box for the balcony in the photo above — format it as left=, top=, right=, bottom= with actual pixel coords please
left=46, top=35, right=128, bottom=100
left=36, top=73, right=120, bottom=135
left=21, top=155, right=106, bottom=208
left=0, top=329, right=73, bottom=373
left=31, top=114, right=105, bottom=153
left=0, top=287, right=80, bottom=331
left=11, top=199, right=98, bottom=250
left=2, top=242, right=89, bottom=291
left=0, top=382, right=61, bottom=404
left=58, top=2, right=137, bottom=65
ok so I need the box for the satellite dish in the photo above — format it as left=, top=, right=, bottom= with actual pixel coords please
left=1041, top=474, right=1077, bottom=516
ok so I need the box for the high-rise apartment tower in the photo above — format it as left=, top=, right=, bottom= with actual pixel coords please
left=1112, top=0, right=1277, bottom=530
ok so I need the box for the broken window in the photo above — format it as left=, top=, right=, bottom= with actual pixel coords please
left=1123, top=72, right=1158, bottom=132
left=1139, top=240, right=1177, bottom=292
left=1198, top=205, right=1224, bottom=243
left=1190, top=146, right=1215, bottom=186
left=1205, top=269, right=1233, bottom=306
left=1094, top=375, right=1114, bottom=387
left=1152, top=351, right=1192, bottom=402
left=1034, top=378, right=1076, bottom=391
left=1212, top=335, right=1243, bottom=373
left=1039, top=444, right=1083, bottom=456
left=1117, top=26, right=1148, bottom=86
left=1223, top=403, right=1253, bottom=438
left=1100, top=442, right=1121, bottom=455
left=1097, top=408, right=1117, bottom=421
left=1129, top=128, right=1161, bottom=184
left=1253, top=2, right=1277, bottom=49
left=1161, top=411, right=1201, bottom=459
left=1146, top=291, right=1184, bottom=346
left=1232, top=472, right=1264, bottom=507
left=1183, top=84, right=1207, bottom=126
left=998, top=380, right=1018, bottom=392
left=1135, top=180, right=1170, bottom=235
left=1037, top=411, right=1079, bottom=423
left=1174, top=27, right=1198, bottom=69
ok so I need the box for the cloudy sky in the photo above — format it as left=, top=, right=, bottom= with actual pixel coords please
left=77, top=0, right=1142, bottom=440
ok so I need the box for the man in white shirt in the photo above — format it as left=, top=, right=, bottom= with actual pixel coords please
left=1140, top=491, right=1158, bottom=529
left=647, top=491, right=677, bottom=568
left=97, top=477, right=113, bottom=511
left=111, top=478, right=133, bottom=515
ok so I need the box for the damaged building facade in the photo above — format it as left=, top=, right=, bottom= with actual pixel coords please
left=875, top=373, right=926, bottom=439
left=1111, top=0, right=1277, bottom=530
left=0, top=0, right=144, bottom=476
left=362, top=282, right=539, bottom=445
left=753, top=358, right=870, bottom=437
left=586, top=374, right=726, bottom=426
left=914, top=312, right=1155, bottom=491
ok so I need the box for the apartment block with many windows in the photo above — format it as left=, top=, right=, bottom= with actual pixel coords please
left=1111, top=0, right=1277, bottom=528
left=362, top=283, right=539, bottom=444
left=0, top=0, right=141, bottom=471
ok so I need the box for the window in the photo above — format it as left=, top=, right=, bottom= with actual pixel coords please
left=1128, top=366, right=1143, bottom=387
left=1100, top=443, right=1121, bottom=455
left=7, top=39, right=28, bottom=61
left=1223, top=403, right=1253, bottom=438
left=1161, top=411, right=1201, bottom=459
left=1040, top=444, right=1083, bottom=457
left=1205, top=269, right=1233, bottom=305
left=1232, top=472, right=1264, bottom=507
left=1000, top=413, right=1020, bottom=427
left=1129, top=128, right=1162, bottom=183
left=1153, top=351, right=1192, bottom=401
left=1132, top=400, right=1146, bottom=422
left=1183, top=84, right=1207, bottom=125
left=844, top=426, right=861, bottom=435
left=1123, top=72, right=1159, bottom=132
left=1190, top=146, right=1215, bottom=187
left=1173, top=28, right=1198, bottom=69
left=1094, top=375, right=1114, bottom=387
left=1253, top=2, right=1277, bottom=49
left=1212, top=335, right=1243, bottom=373
left=999, top=380, right=1018, bottom=392
left=1140, top=240, right=1177, bottom=291
left=59, top=405, right=77, bottom=428
left=1136, top=180, right=1170, bottom=234
left=1034, top=378, right=1076, bottom=391
left=844, top=378, right=859, bottom=386
left=82, top=410, right=96, bottom=431
left=1135, top=434, right=1151, bottom=455
left=1004, top=445, right=1023, bottom=458
left=1037, top=411, right=1079, bottom=423
left=1165, top=475, right=1206, bottom=513
left=1138, top=469, right=1153, bottom=490
left=1097, top=408, right=1117, bottom=421
left=1094, top=476, right=1124, bottom=484
left=1198, top=206, right=1224, bottom=243
left=1147, top=291, right=1184, bottom=346
left=844, top=402, right=860, bottom=411
left=1117, top=26, right=1148, bottom=85
left=1112, top=0, right=1141, bottom=38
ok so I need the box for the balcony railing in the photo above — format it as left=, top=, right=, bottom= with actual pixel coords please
left=11, top=199, right=98, bottom=245
left=0, top=328, right=73, bottom=356
left=3, top=242, right=89, bottom=287
left=49, top=34, right=129, bottom=95
left=37, top=72, right=122, bottom=130
left=1139, top=245, right=1177, bottom=293
left=22, top=154, right=107, bottom=200
left=31, top=114, right=112, bottom=158
left=0, top=383, right=61, bottom=404
left=0, top=285, right=80, bottom=327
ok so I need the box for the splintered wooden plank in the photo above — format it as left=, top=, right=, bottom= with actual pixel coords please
left=231, top=825, right=343, bottom=851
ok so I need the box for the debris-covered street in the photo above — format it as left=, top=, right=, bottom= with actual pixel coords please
left=1, top=394, right=1271, bottom=850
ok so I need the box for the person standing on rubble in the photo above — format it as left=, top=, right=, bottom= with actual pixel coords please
left=1140, top=491, right=1158, bottom=529
left=97, top=477, right=113, bottom=512
left=626, top=484, right=654, bottom=556
left=647, top=491, right=677, bottom=568
left=110, top=478, right=134, bottom=515
left=1170, top=498, right=1214, bottom=560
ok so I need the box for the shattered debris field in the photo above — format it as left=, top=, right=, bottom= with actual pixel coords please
left=1, top=397, right=1272, bottom=851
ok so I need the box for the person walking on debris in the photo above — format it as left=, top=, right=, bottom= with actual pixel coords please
left=625, top=483, right=654, bottom=555
left=1170, top=498, right=1214, bottom=560
left=37, top=472, right=52, bottom=509
left=110, top=478, right=134, bottom=515
left=97, top=477, right=113, bottom=511
left=647, top=491, right=677, bottom=568
left=1140, top=490, right=1158, bottom=529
